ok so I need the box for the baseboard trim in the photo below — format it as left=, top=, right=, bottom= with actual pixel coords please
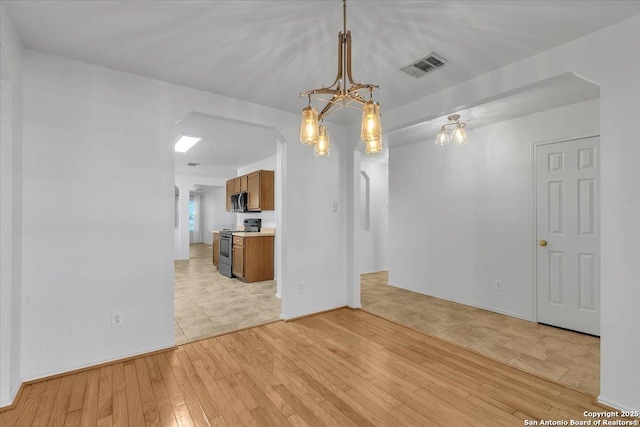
left=0, top=381, right=26, bottom=413
left=388, top=281, right=534, bottom=322
left=596, top=396, right=637, bottom=412
left=280, top=305, right=347, bottom=322
left=0, top=344, right=176, bottom=412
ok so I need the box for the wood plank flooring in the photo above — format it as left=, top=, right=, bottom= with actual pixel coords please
left=1, top=308, right=627, bottom=427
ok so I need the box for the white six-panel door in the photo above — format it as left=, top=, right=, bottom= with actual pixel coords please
left=536, top=137, right=600, bottom=336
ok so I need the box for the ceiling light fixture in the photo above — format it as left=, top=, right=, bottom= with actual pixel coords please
left=435, top=114, right=468, bottom=145
left=300, top=0, right=382, bottom=156
left=174, top=135, right=202, bottom=153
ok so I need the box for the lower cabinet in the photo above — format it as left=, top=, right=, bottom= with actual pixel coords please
left=232, top=238, right=244, bottom=278
left=212, top=232, right=219, bottom=267
left=231, top=235, right=274, bottom=282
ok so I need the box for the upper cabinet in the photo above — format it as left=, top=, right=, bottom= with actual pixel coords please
left=226, top=169, right=274, bottom=212
left=226, top=180, right=234, bottom=211
left=247, top=170, right=274, bottom=211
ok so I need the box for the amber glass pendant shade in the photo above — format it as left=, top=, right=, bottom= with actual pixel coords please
left=314, top=125, right=331, bottom=157
left=300, top=106, right=319, bottom=144
left=360, top=101, right=382, bottom=143
left=365, top=137, right=382, bottom=155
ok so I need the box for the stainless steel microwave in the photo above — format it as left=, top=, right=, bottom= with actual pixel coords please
left=231, top=192, right=248, bottom=212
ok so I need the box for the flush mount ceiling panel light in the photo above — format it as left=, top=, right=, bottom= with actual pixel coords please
left=174, top=135, right=202, bottom=153
left=435, top=114, right=468, bottom=145
left=299, top=0, right=382, bottom=157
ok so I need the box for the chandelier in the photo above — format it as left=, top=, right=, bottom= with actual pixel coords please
left=300, top=0, right=382, bottom=157
left=435, top=114, right=468, bottom=145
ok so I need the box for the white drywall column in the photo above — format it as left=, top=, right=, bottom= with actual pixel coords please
left=0, top=5, right=23, bottom=407
left=344, top=123, right=362, bottom=308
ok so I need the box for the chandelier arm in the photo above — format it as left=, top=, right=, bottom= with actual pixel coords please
left=319, top=96, right=340, bottom=119
left=301, top=88, right=342, bottom=97
left=348, top=83, right=379, bottom=93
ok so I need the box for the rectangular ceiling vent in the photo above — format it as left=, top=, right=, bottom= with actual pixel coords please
left=400, top=53, right=448, bottom=78
left=187, top=162, right=200, bottom=167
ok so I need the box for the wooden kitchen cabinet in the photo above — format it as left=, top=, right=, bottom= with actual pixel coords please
left=232, top=237, right=244, bottom=278
left=247, top=170, right=274, bottom=211
left=226, top=170, right=275, bottom=212
left=231, top=235, right=274, bottom=282
left=212, top=232, right=220, bottom=267
left=225, top=179, right=234, bottom=211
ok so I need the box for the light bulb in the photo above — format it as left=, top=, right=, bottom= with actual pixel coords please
left=451, top=125, right=467, bottom=144
left=435, top=129, right=449, bottom=145
left=315, top=125, right=330, bottom=157
left=360, top=101, right=381, bottom=142
left=300, top=106, right=319, bottom=144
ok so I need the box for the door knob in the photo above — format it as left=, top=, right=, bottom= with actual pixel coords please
left=539, top=240, right=548, bottom=247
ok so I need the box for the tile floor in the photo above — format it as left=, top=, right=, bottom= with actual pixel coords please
left=174, top=244, right=281, bottom=344
left=361, top=271, right=600, bottom=397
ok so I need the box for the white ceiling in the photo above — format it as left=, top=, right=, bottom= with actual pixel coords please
left=5, top=1, right=640, bottom=125
left=388, top=73, right=600, bottom=148
left=174, top=112, right=277, bottom=179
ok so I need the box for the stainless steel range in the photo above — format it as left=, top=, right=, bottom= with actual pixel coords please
left=218, top=229, right=235, bottom=278
left=218, top=218, right=262, bottom=278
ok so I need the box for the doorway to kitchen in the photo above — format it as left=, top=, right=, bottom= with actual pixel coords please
left=173, top=112, right=283, bottom=344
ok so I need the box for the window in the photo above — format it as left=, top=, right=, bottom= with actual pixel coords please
left=189, top=196, right=196, bottom=232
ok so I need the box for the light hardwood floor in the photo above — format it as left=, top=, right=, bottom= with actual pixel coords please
left=174, top=244, right=281, bottom=344
left=361, top=271, right=600, bottom=396
left=2, top=308, right=627, bottom=427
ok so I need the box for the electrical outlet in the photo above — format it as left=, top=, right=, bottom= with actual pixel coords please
left=111, top=311, right=124, bottom=328
left=496, top=280, right=503, bottom=291
left=332, top=202, right=338, bottom=212
left=298, top=283, right=305, bottom=294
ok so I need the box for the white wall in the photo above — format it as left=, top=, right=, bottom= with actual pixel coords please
left=20, top=51, right=176, bottom=381
left=375, top=15, right=640, bottom=410
left=280, top=127, right=347, bottom=318
left=359, top=162, right=388, bottom=273
left=8, top=44, right=348, bottom=395
left=0, top=5, right=24, bottom=407
left=202, top=187, right=235, bottom=244
left=389, top=99, right=599, bottom=320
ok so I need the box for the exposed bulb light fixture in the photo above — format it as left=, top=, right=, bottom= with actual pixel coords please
left=300, top=100, right=320, bottom=144
left=300, top=0, right=382, bottom=156
left=315, top=124, right=331, bottom=157
left=175, top=135, right=203, bottom=152
left=435, top=114, right=467, bottom=145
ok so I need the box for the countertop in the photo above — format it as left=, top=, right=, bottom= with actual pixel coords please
left=212, top=229, right=275, bottom=237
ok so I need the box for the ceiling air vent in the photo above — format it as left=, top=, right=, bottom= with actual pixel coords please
left=400, top=53, right=448, bottom=78
left=187, top=162, right=200, bottom=167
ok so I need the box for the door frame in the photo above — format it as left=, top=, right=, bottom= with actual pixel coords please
left=530, top=134, right=600, bottom=323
